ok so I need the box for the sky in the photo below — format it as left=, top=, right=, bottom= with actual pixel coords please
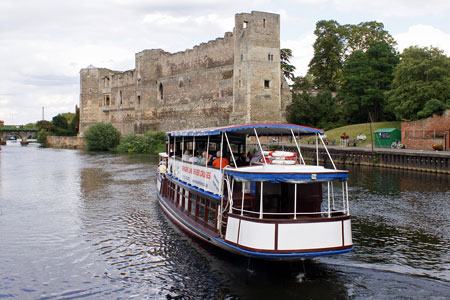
left=1, top=0, right=449, bottom=125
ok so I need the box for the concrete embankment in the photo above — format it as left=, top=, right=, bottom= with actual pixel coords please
left=277, top=144, right=450, bottom=174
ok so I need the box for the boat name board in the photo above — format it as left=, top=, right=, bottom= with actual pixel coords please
left=169, top=158, right=223, bottom=196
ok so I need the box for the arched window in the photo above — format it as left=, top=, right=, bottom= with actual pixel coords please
left=159, top=83, right=163, bottom=100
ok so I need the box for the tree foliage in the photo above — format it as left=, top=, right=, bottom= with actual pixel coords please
left=287, top=90, right=340, bottom=130
left=115, top=131, right=166, bottom=154
left=308, top=20, right=396, bottom=92
left=387, top=46, right=450, bottom=120
left=83, top=123, right=121, bottom=151
left=308, top=20, right=344, bottom=91
left=338, top=41, right=399, bottom=123
left=280, top=48, right=296, bottom=81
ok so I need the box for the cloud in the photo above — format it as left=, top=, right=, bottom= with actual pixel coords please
left=395, top=24, right=450, bottom=55
left=332, top=0, right=450, bottom=17
left=281, top=33, right=316, bottom=76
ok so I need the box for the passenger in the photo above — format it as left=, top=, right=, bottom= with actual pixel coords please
left=198, top=151, right=207, bottom=165
left=250, top=151, right=262, bottom=165
left=212, top=151, right=229, bottom=168
left=206, top=154, right=214, bottom=166
left=236, top=152, right=250, bottom=167
left=189, top=151, right=200, bottom=163
left=182, top=150, right=191, bottom=161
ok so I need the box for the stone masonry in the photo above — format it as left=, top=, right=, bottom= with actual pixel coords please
left=79, top=11, right=291, bottom=135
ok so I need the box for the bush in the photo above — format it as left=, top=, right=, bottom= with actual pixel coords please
left=37, top=129, right=51, bottom=147
left=417, top=99, right=447, bottom=119
left=116, top=131, right=166, bottom=154
left=83, top=123, right=121, bottom=151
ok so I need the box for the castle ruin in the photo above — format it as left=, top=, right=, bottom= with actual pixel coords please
left=79, top=11, right=292, bottom=135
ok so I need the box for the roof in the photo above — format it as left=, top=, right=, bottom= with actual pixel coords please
left=374, top=128, right=400, bottom=133
left=167, top=123, right=324, bottom=137
left=223, top=164, right=348, bottom=183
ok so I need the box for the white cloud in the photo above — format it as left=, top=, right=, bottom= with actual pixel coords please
left=332, top=0, right=450, bottom=17
left=281, top=33, right=316, bottom=76
left=395, top=24, right=450, bottom=55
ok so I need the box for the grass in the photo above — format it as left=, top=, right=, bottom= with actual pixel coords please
left=299, top=121, right=401, bottom=147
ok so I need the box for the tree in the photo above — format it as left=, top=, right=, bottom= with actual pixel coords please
left=83, top=123, right=121, bottom=151
left=387, top=46, right=450, bottom=120
left=343, top=21, right=396, bottom=56
left=308, top=20, right=397, bottom=92
left=338, top=41, right=399, bottom=123
left=69, top=107, right=80, bottom=135
left=280, top=48, right=296, bottom=81
left=287, top=90, right=339, bottom=130
left=308, top=20, right=345, bottom=91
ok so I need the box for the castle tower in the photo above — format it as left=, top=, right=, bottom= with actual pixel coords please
left=231, top=11, right=283, bottom=124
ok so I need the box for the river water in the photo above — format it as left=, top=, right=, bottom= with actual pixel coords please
left=0, top=142, right=449, bottom=299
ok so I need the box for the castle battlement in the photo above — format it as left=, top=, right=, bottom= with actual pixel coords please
left=79, top=11, right=291, bottom=135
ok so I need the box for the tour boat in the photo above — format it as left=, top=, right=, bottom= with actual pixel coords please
left=156, top=124, right=353, bottom=260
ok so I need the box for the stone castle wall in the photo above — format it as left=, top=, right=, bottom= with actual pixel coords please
left=79, top=11, right=291, bottom=136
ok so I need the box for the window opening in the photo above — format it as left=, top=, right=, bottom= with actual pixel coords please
left=159, top=83, right=163, bottom=100
left=240, top=54, right=243, bottom=61
left=263, top=19, right=266, bottom=28
left=119, top=90, right=122, bottom=105
left=137, top=95, right=141, bottom=105
left=243, top=21, right=248, bottom=29
left=264, top=80, right=270, bottom=89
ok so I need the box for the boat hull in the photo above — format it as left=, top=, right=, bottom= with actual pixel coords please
left=157, top=182, right=353, bottom=261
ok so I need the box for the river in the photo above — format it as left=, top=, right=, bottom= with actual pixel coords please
left=0, top=142, right=449, bottom=299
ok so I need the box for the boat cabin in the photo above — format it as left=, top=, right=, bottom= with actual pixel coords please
left=157, top=124, right=352, bottom=259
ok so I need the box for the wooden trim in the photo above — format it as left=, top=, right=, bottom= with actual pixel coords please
left=274, top=223, right=278, bottom=250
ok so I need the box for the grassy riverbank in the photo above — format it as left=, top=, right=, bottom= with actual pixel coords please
left=298, top=121, right=401, bottom=147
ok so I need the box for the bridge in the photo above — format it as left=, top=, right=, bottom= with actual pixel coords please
left=0, top=125, right=39, bottom=145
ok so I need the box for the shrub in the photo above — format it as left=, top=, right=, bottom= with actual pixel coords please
left=116, top=131, right=166, bottom=154
left=83, top=123, right=121, bottom=151
left=37, top=129, right=51, bottom=147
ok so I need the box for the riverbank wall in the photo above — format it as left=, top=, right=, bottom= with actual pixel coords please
left=275, top=144, right=450, bottom=174
left=47, top=136, right=87, bottom=149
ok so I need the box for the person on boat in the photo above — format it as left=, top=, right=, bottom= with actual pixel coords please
left=250, top=151, right=262, bottom=165
left=212, top=151, right=229, bottom=168
left=188, top=151, right=200, bottom=163
left=182, top=150, right=192, bottom=161
left=236, top=152, right=249, bottom=167
left=198, top=151, right=211, bottom=165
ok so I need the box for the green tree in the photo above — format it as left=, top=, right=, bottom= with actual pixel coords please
left=280, top=48, right=296, bottom=81
left=343, top=21, right=396, bottom=56
left=308, top=20, right=345, bottom=91
left=387, top=46, right=450, bottom=120
left=36, top=120, right=54, bottom=131
left=69, top=107, right=80, bottom=135
left=83, top=123, right=121, bottom=151
left=287, top=90, right=339, bottom=130
left=308, top=20, right=396, bottom=92
left=338, top=41, right=399, bottom=123
left=37, top=129, right=51, bottom=147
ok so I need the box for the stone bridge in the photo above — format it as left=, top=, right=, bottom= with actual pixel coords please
left=0, top=125, right=39, bottom=145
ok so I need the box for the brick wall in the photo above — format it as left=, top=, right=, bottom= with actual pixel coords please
left=401, top=109, right=450, bottom=150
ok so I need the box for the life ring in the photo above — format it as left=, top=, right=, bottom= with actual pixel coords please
left=262, top=151, right=297, bottom=163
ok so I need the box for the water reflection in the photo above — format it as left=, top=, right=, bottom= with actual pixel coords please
left=0, top=146, right=449, bottom=299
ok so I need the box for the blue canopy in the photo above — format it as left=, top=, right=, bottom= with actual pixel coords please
left=223, top=169, right=348, bottom=183
left=167, top=123, right=324, bottom=137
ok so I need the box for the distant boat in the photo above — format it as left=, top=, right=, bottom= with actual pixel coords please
left=156, top=124, right=353, bottom=260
